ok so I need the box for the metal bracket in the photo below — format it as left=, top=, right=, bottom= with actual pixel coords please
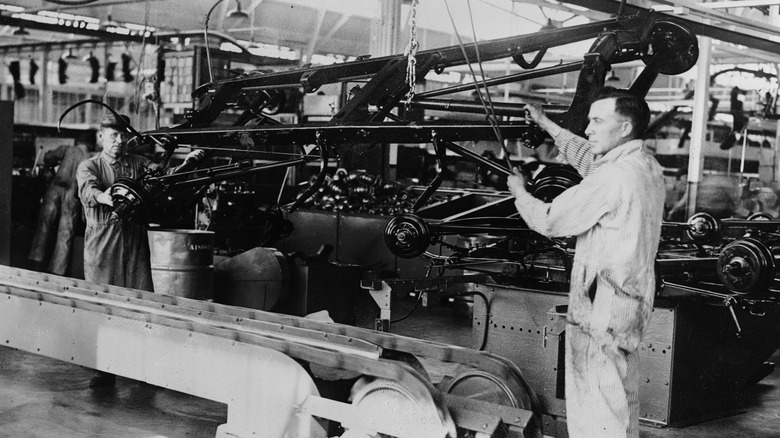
left=361, top=280, right=392, bottom=332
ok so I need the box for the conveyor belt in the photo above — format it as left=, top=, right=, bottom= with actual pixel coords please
left=0, top=266, right=541, bottom=438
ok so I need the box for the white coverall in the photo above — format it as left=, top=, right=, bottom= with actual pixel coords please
left=76, top=153, right=153, bottom=291
left=513, top=129, right=665, bottom=437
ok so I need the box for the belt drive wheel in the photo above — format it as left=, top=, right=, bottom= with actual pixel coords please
left=348, top=378, right=456, bottom=438
left=646, top=19, right=699, bottom=75
left=686, top=212, right=719, bottom=243
left=530, top=164, right=582, bottom=202
left=717, top=237, right=775, bottom=294
left=110, top=177, right=152, bottom=222
left=438, top=365, right=537, bottom=411
left=384, top=213, right=431, bottom=259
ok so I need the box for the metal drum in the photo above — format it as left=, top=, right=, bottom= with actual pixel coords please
left=147, top=228, right=214, bottom=300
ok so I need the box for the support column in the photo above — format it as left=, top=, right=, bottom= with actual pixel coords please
left=41, top=48, right=50, bottom=124
left=772, top=6, right=780, bottom=184
left=370, top=0, right=402, bottom=57
left=369, top=0, right=403, bottom=181
left=686, top=36, right=712, bottom=218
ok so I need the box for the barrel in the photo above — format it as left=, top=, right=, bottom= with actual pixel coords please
left=147, top=228, right=214, bottom=300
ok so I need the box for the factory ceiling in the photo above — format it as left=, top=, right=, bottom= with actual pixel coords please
left=1, top=0, right=779, bottom=68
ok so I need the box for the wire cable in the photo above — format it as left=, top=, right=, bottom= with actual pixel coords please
left=391, top=289, right=426, bottom=324
left=443, top=0, right=513, bottom=169
left=465, top=0, right=515, bottom=167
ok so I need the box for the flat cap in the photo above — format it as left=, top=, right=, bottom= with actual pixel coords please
left=98, top=112, right=130, bottom=130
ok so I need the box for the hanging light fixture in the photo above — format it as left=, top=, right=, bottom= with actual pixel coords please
left=102, top=14, right=120, bottom=28
left=227, top=0, right=250, bottom=20
left=204, top=0, right=252, bottom=82
left=12, top=27, right=29, bottom=36
left=62, top=48, right=78, bottom=60
left=607, top=70, right=621, bottom=82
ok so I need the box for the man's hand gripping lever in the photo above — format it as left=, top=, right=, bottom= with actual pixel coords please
left=506, top=163, right=536, bottom=200
left=520, top=104, right=550, bottom=149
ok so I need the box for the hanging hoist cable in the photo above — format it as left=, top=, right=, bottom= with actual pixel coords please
left=444, top=0, right=514, bottom=170
left=403, top=0, right=420, bottom=111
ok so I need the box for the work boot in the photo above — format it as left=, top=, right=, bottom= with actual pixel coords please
left=89, top=371, right=116, bottom=388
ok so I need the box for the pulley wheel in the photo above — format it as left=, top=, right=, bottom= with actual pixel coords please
left=439, top=365, right=534, bottom=410
left=530, top=164, right=582, bottom=202
left=645, top=20, right=699, bottom=75
left=349, top=378, right=456, bottom=437
left=717, top=237, right=775, bottom=294
left=110, top=177, right=152, bottom=221
left=748, top=212, right=774, bottom=221
left=438, top=365, right=543, bottom=437
left=384, top=214, right=431, bottom=259
left=686, top=212, right=719, bottom=243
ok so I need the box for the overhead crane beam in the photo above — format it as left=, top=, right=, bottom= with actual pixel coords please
left=560, top=0, right=780, bottom=55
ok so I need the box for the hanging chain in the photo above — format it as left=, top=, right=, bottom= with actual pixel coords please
left=404, top=0, right=420, bottom=110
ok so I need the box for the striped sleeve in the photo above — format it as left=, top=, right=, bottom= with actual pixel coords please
left=554, top=130, right=594, bottom=177
left=514, top=170, right=612, bottom=238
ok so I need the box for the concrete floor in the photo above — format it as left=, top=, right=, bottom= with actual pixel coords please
left=0, top=301, right=778, bottom=437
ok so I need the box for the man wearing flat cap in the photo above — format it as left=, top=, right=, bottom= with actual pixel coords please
left=76, top=112, right=153, bottom=388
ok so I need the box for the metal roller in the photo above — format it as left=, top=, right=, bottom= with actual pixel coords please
left=686, top=212, right=719, bottom=243
left=717, top=237, right=775, bottom=294
left=384, top=213, right=432, bottom=259
left=439, top=365, right=536, bottom=411
left=348, top=378, right=456, bottom=438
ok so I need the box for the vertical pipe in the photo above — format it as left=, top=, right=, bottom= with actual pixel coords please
left=41, top=48, right=50, bottom=124
left=686, top=36, right=712, bottom=219
left=0, top=101, right=12, bottom=265
left=371, top=0, right=402, bottom=57
left=775, top=119, right=780, bottom=183
left=371, top=0, right=403, bottom=182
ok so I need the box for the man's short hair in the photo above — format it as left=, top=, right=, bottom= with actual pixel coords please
left=594, top=86, right=650, bottom=139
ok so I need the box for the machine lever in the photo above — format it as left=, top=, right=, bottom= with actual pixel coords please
left=724, top=296, right=743, bottom=338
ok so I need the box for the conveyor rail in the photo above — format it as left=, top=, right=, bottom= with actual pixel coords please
left=0, top=266, right=540, bottom=438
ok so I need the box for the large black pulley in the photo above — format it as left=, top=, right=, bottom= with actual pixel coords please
left=109, top=177, right=153, bottom=222
left=384, top=213, right=431, bottom=259
left=717, top=237, right=775, bottom=294
left=530, top=164, right=582, bottom=202
left=686, top=212, right=719, bottom=243
left=645, top=20, right=699, bottom=75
